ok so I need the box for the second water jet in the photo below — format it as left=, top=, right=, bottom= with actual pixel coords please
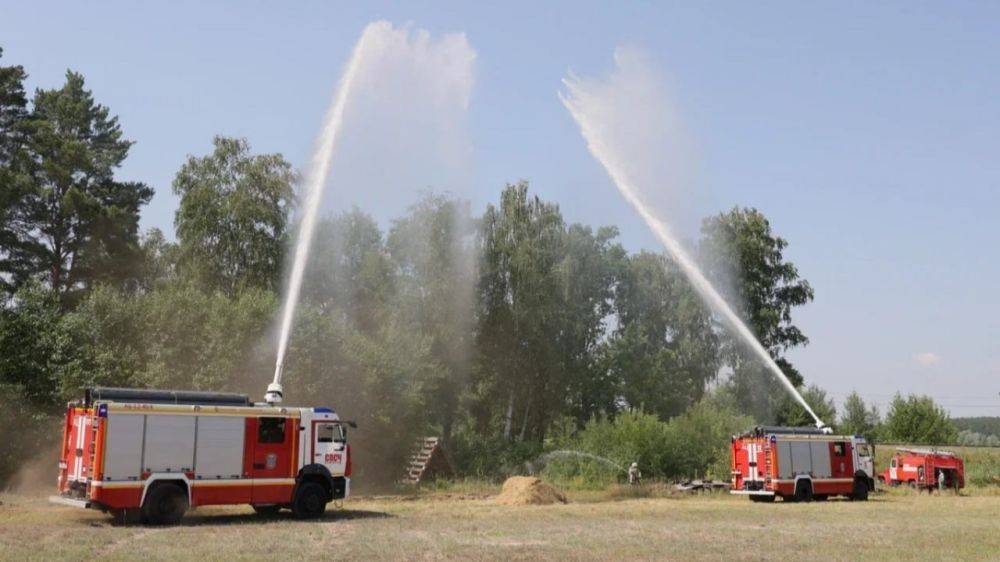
left=559, top=49, right=826, bottom=429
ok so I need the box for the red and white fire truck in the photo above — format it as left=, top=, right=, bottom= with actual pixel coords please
left=879, top=448, right=964, bottom=491
left=731, top=426, right=876, bottom=502
left=49, top=387, right=353, bottom=524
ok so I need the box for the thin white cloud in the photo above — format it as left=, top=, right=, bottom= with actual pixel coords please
left=914, top=352, right=941, bottom=367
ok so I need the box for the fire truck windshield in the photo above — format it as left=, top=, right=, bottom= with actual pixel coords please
left=317, top=423, right=346, bottom=443
left=857, top=444, right=871, bottom=457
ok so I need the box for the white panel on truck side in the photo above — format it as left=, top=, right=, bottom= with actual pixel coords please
left=777, top=441, right=793, bottom=478
left=103, top=413, right=144, bottom=481
left=144, top=415, right=196, bottom=473
left=195, top=416, right=245, bottom=479
left=810, top=442, right=832, bottom=478
left=790, top=441, right=813, bottom=475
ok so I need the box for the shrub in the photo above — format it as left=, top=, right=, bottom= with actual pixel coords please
left=541, top=397, right=754, bottom=487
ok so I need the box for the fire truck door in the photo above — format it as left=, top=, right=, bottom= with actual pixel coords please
left=312, top=422, right=347, bottom=475
left=889, top=457, right=898, bottom=481
left=831, top=441, right=852, bottom=478
left=247, top=417, right=294, bottom=503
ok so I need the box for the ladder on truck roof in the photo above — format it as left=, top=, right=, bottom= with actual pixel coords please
left=896, top=447, right=957, bottom=457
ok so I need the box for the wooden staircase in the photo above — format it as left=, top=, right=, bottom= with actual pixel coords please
left=403, top=437, right=453, bottom=485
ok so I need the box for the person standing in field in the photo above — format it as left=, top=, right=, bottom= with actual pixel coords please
left=628, top=462, right=641, bottom=485
left=938, top=470, right=946, bottom=492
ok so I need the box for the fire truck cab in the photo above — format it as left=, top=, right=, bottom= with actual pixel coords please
left=50, top=387, right=353, bottom=524
left=731, top=426, right=875, bottom=502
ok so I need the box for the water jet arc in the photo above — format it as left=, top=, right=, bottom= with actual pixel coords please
left=559, top=64, right=826, bottom=429
left=266, top=24, right=375, bottom=404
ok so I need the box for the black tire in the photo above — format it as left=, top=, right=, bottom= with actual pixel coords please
left=142, top=483, right=188, bottom=525
left=292, top=481, right=328, bottom=519
left=851, top=478, right=869, bottom=501
left=793, top=480, right=813, bottom=503
left=252, top=504, right=282, bottom=516
left=111, top=508, right=142, bottom=525
left=813, top=494, right=828, bottom=502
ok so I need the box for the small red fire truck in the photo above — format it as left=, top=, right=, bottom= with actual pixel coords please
left=731, top=426, right=875, bottom=502
left=49, top=387, right=353, bottom=524
left=879, top=448, right=964, bottom=492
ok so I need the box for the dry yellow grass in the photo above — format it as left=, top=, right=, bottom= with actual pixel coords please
left=1, top=489, right=997, bottom=561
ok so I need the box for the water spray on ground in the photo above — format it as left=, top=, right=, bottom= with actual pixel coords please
left=559, top=49, right=825, bottom=428
left=533, top=450, right=625, bottom=472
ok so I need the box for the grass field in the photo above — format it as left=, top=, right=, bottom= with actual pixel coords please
left=2, top=486, right=998, bottom=561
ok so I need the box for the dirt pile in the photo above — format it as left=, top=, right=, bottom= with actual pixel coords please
left=493, top=476, right=567, bottom=505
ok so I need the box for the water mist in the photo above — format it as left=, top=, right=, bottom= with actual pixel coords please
left=268, top=21, right=476, bottom=404
left=559, top=48, right=825, bottom=428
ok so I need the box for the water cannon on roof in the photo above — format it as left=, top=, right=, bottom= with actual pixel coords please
left=265, top=363, right=284, bottom=405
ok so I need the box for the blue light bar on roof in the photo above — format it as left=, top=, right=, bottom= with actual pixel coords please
left=313, top=407, right=334, bottom=413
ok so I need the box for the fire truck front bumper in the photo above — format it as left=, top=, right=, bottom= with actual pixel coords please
left=48, top=495, right=92, bottom=509
left=729, top=489, right=775, bottom=497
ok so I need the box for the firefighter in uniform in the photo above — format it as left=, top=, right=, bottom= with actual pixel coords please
left=628, top=462, right=641, bottom=486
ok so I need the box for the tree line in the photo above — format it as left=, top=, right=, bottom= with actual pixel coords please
left=0, top=50, right=962, bottom=487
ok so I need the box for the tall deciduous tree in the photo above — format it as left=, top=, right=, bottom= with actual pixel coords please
left=302, top=209, right=394, bottom=334
left=2, top=70, right=151, bottom=300
left=558, top=223, right=625, bottom=425
left=883, top=393, right=957, bottom=445
left=474, top=182, right=625, bottom=441
left=173, top=136, right=296, bottom=294
left=839, top=391, right=881, bottom=440
left=476, top=182, right=566, bottom=441
left=388, top=193, right=477, bottom=444
left=699, top=207, right=814, bottom=422
left=607, top=251, right=720, bottom=420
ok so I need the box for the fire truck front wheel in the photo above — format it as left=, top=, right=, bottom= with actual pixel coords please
left=141, top=483, right=188, bottom=525
left=292, top=481, right=328, bottom=519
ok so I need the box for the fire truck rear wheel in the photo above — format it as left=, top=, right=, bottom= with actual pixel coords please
left=142, top=483, right=188, bottom=525
left=292, top=481, right=328, bottom=519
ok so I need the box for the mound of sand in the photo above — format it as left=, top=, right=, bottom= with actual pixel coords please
left=494, top=476, right=568, bottom=505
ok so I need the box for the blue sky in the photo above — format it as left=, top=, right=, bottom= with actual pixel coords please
left=3, top=1, right=998, bottom=416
